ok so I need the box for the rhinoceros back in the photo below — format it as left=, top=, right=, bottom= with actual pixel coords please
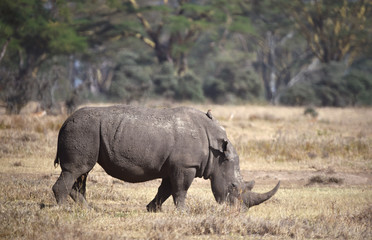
left=96, top=106, right=209, bottom=182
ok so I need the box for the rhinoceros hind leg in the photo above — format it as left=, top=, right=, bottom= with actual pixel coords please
left=147, top=177, right=172, bottom=212
left=70, top=172, right=90, bottom=208
left=52, top=171, right=76, bottom=205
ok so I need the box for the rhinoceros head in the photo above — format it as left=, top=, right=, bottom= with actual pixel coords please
left=209, top=139, right=280, bottom=209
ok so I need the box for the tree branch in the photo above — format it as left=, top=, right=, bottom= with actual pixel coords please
left=134, top=33, right=155, bottom=48
left=129, top=0, right=156, bottom=47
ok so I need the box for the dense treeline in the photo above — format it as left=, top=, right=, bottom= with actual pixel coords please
left=0, top=0, right=371, bottom=113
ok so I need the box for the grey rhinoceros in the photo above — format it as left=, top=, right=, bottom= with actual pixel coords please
left=52, top=106, right=280, bottom=211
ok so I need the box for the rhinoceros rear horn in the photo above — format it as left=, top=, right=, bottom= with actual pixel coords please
left=246, top=181, right=280, bottom=208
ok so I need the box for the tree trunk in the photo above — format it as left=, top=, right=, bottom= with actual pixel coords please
left=255, top=31, right=280, bottom=102
left=6, top=69, right=33, bottom=114
left=0, top=38, right=10, bottom=64
left=177, top=52, right=188, bottom=76
left=6, top=53, right=47, bottom=114
left=154, top=42, right=170, bottom=63
left=267, top=31, right=277, bottom=103
left=256, top=49, right=272, bottom=101
left=153, top=38, right=188, bottom=76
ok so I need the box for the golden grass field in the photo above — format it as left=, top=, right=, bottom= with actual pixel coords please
left=0, top=103, right=371, bottom=239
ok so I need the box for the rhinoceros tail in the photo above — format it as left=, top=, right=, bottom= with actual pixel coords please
left=54, top=141, right=60, bottom=168
left=54, top=155, right=60, bottom=168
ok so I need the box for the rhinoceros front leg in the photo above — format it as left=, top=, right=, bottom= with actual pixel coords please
left=170, top=168, right=196, bottom=211
left=146, top=177, right=172, bottom=212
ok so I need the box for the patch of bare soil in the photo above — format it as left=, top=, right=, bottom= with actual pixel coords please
left=241, top=169, right=372, bottom=188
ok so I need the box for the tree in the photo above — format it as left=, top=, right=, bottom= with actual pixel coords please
left=285, top=0, right=372, bottom=64
left=210, top=0, right=310, bottom=103
left=0, top=0, right=86, bottom=113
left=125, top=0, right=219, bottom=75
left=275, top=0, right=372, bottom=106
left=279, top=59, right=372, bottom=106
left=109, top=50, right=152, bottom=103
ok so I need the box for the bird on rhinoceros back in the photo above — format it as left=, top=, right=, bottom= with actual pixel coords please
left=52, top=105, right=280, bottom=211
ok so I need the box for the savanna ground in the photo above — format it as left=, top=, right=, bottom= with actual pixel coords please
left=0, top=103, right=371, bottom=239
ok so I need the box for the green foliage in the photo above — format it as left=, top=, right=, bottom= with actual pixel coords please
left=0, top=0, right=35, bottom=35
left=152, top=62, right=205, bottom=102
left=280, top=60, right=372, bottom=106
left=166, top=15, right=191, bottom=34
left=229, top=16, right=255, bottom=34
left=202, top=50, right=264, bottom=103
left=35, top=56, right=73, bottom=109
left=204, top=66, right=263, bottom=103
left=109, top=52, right=205, bottom=103
left=281, top=0, right=372, bottom=63
left=176, top=71, right=204, bottom=102
left=182, top=3, right=212, bottom=15
left=0, top=0, right=87, bottom=113
left=280, top=82, right=320, bottom=106
left=0, top=0, right=85, bottom=55
left=233, top=69, right=263, bottom=100
left=152, top=62, right=178, bottom=99
left=204, top=76, right=228, bottom=103
left=43, top=22, right=87, bottom=54
left=109, top=51, right=152, bottom=103
left=344, top=59, right=372, bottom=106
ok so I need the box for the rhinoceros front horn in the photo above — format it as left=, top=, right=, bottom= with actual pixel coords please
left=245, top=181, right=280, bottom=208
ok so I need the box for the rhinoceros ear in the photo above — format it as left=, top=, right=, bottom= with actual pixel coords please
left=216, top=138, right=227, bottom=152
left=220, top=139, right=234, bottom=161
left=214, top=138, right=227, bottom=155
left=222, top=139, right=228, bottom=152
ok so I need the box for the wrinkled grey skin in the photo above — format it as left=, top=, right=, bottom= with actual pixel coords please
left=52, top=106, right=280, bottom=211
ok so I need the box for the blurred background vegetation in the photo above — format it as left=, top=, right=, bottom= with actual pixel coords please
left=0, top=0, right=371, bottom=113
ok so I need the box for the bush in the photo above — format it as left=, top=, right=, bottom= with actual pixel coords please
left=152, top=62, right=178, bottom=99
left=203, top=76, right=229, bottom=103
left=279, top=60, right=372, bottom=106
left=109, top=51, right=152, bottom=103
left=176, top=71, right=204, bottom=102
left=344, top=58, right=372, bottom=106
left=280, top=81, right=320, bottom=106
left=233, top=69, right=263, bottom=101
left=204, top=66, right=264, bottom=103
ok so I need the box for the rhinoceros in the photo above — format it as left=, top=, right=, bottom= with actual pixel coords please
left=52, top=106, right=279, bottom=211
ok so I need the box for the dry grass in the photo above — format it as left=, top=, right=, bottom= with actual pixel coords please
left=0, top=104, right=371, bottom=239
